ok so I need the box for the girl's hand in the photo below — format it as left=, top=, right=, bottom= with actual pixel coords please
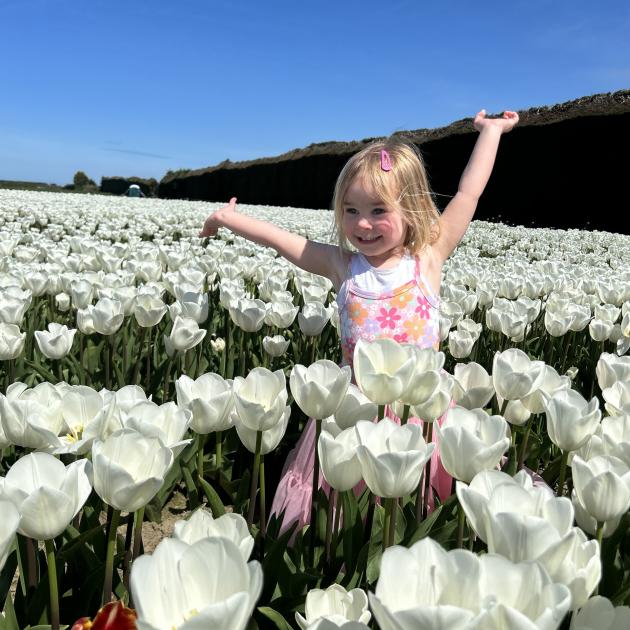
left=473, top=109, right=519, bottom=134
left=199, top=197, right=237, bottom=237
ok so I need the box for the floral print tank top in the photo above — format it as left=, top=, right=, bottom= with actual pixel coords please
left=337, top=254, right=440, bottom=366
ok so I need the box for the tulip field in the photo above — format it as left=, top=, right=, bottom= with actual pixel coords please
left=1, top=188, right=630, bottom=629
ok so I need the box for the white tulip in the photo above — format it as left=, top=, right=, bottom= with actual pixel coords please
left=164, top=316, right=206, bottom=356
left=570, top=596, right=630, bottom=630
left=602, top=381, right=630, bottom=416
left=355, top=419, right=434, bottom=498
left=176, top=373, right=235, bottom=434
left=233, top=368, right=287, bottom=432
left=572, top=455, right=630, bottom=524
left=492, top=348, right=546, bottom=401
left=262, top=334, right=290, bottom=357
left=318, top=428, right=363, bottom=492
left=91, top=297, right=124, bottom=335
left=234, top=406, right=290, bottom=454
left=435, top=406, right=510, bottom=483
left=298, top=301, right=331, bottom=336
left=0, top=323, right=25, bottom=360
left=0, top=452, right=92, bottom=540
left=331, top=384, right=377, bottom=430
left=172, top=507, right=254, bottom=561
left=353, top=339, right=415, bottom=405
left=451, top=362, right=495, bottom=410
left=34, top=322, right=77, bottom=360
left=290, top=360, right=351, bottom=419
left=296, top=585, right=371, bottom=629
left=544, top=390, right=601, bottom=452
left=131, top=537, right=262, bottom=630
left=0, top=500, right=19, bottom=571
left=370, top=537, right=571, bottom=630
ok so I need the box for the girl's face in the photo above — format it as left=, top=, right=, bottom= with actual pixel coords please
left=341, top=176, right=406, bottom=268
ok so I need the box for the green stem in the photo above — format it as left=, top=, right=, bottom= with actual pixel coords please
left=517, top=417, right=533, bottom=470
left=197, top=434, right=206, bottom=484
left=310, top=419, right=322, bottom=562
left=422, top=422, right=434, bottom=518
left=596, top=522, right=604, bottom=549
left=260, top=455, right=266, bottom=538
left=45, top=539, right=59, bottom=630
left=389, top=498, right=398, bottom=548
left=332, top=490, right=341, bottom=558
left=382, top=497, right=392, bottom=552
left=400, top=405, right=410, bottom=425
left=102, top=508, right=121, bottom=605
left=557, top=450, right=569, bottom=497
left=132, top=507, right=145, bottom=562
left=325, top=487, right=334, bottom=564
left=133, top=327, right=146, bottom=385
left=456, top=499, right=466, bottom=548
left=246, top=431, right=263, bottom=529
left=377, top=405, right=385, bottom=421
left=144, top=327, right=152, bottom=391
left=216, top=431, right=223, bottom=473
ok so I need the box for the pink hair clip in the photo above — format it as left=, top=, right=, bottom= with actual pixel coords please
left=380, top=149, right=392, bottom=172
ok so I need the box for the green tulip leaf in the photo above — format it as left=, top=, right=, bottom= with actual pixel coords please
left=256, top=606, right=292, bottom=630
left=198, top=476, right=226, bottom=517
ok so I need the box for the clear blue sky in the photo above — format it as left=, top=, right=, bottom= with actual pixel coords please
left=1, top=0, right=628, bottom=185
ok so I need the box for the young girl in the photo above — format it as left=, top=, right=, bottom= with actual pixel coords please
left=200, top=109, right=519, bottom=531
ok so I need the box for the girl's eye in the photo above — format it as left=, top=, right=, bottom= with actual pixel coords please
left=372, top=207, right=386, bottom=215
left=345, top=207, right=358, bottom=215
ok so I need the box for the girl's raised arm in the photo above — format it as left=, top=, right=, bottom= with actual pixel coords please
left=434, top=110, right=519, bottom=261
left=199, top=198, right=346, bottom=287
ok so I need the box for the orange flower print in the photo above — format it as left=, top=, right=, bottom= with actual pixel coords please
left=415, top=296, right=431, bottom=319
left=376, top=307, right=401, bottom=330
left=348, top=303, right=368, bottom=326
left=391, top=291, right=413, bottom=309
left=403, top=318, right=426, bottom=341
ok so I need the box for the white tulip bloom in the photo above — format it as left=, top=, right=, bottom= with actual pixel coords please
left=90, top=297, right=125, bottom=335
left=602, top=381, right=630, bottom=416
left=298, top=301, right=331, bottom=336
left=543, top=390, right=601, bottom=452
left=34, top=322, right=77, bottom=360
left=0, top=500, right=19, bottom=571
left=92, top=429, right=173, bottom=513
left=176, top=373, right=235, bottom=434
left=0, top=323, right=26, bottom=360
left=262, top=334, right=290, bottom=357
left=435, top=406, right=510, bottom=483
left=331, top=384, right=377, bottom=430
left=355, top=419, right=434, bottom=498
left=172, top=507, right=254, bottom=561
left=0, top=452, right=92, bottom=540
left=318, top=428, right=363, bottom=492
left=353, top=339, right=415, bottom=405
left=492, top=348, right=546, bottom=401
left=370, top=537, right=571, bottom=630
left=451, top=362, right=495, bottom=410
left=296, top=585, right=371, bottom=629
left=235, top=406, right=290, bottom=455
left=233, top=368, right=287, bottom=432
left=134, top=293, right=168, bottom=327
left=164, top=316, right=206, bottom=356
left=596, top=353, right=630, bottom=390
left=131, top=537, right=262, bottom=630
left=570, top=595, right=630, bottom=630
left=571, top=455, right=630, bottom=524
left=290, top=360, right=351, bottom=419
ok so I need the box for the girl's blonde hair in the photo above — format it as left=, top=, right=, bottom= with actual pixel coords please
left=332, top=138, right=441, bottom=255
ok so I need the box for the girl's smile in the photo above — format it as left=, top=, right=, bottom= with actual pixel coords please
left=341, top=177, right=406, bottom=268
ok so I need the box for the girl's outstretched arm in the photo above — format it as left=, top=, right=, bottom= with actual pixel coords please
left=434, top=109, right=519, bottom=261
left=199, top=198, right=346, bottom=287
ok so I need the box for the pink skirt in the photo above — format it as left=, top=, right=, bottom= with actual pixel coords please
left=269, top=405, right=453, bottom=535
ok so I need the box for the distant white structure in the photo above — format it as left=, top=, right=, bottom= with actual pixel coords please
left=124, top=184, right=146, bottom=198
